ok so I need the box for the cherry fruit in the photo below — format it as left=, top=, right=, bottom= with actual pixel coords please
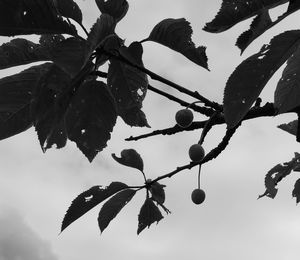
left=191, top=188, right=206, bottom=205
left=189, top=144, right=205, bottom=162
left=175, top=109, right=194, bottom=128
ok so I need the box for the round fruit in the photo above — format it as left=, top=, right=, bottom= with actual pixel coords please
left=189, top=144, right=205, bottom=162
left=175, top=109, right=194, bottom=128
left=191, top=188, right=206, bottom=205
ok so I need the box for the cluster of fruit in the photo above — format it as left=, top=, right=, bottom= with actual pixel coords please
left=175, top=108, right=206, bottom=205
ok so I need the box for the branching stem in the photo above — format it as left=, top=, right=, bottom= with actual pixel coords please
left=103, top=50, right=222, bottom=111
left=126, top=102, right=276, bottom=141
left=90, top=71, right=215, bottom=116
left=149, top=123, right=240, bottom=185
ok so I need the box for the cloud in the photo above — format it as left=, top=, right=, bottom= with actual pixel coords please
left=0, top=207, right=58, bottom=260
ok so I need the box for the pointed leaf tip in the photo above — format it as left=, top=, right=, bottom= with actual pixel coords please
left=292, top=179, right=300, bottom=204
left=148, top=18, right=208, bottom=70
left=112, top=149, right=144, bottom=172
left=137, top=198, right=163, bottom=234
left=66, top=80, right=117, bottom=162
left=278, top=120, right=298, bottom=137
left=203, top=0, right=287, bottom=33
left=61, top=182, right=128, bottom=232
left=98, top=189, right=136, bottom=233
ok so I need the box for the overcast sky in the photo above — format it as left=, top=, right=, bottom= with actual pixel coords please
left=1, top=1, right=300, bottom=260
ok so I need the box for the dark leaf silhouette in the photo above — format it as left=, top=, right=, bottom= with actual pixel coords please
left=86, top=14, right=116, bottom=56
left=137, top=198, right=163, bottom=234
left=0, top=0, right=77, bottom=36
left=48, top=37, right=88, bottom=77
left=66, top=79, right=117, bottom=162
left=292, top=178, right=300, bottom=204
left=108, top=41, right=149, bottom=127
left=61, top=182, right=128, bottom=232
left=147, top=18, right=208, bottom=70
left=54, top=0, right=83, bottom=24
left=150, top=182, right=166, bottom=204
left=0, top=63, right=51, bottom=140
left=224, top=30, right=300, bottom=128
left=0, top=38, right=48, bottom=70
left=278, top=120, right=298, bottom=136
left=120, top=107, right=150, bottom=128
left=236, top=10, right=272, bottom=53
left=39, top=34, right=65, bottom=54
left=112, top=149, right=144, bottom=172
left=31, top=64, right=71, bottom=151
left=259, top=153, right=300, bottom=199
left=98, top=189, right=136, bottom=233
left=204, top=0, right=287, bottom=33
left=274, top=46, right=300, bottom=113
left=95, top=0, right=129, bottom=22
left=236, top=2, right=300, bottom=53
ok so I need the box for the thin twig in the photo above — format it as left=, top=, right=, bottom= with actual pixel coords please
left=90, top=71, right=216, bottom=117
left=103, top=50, right=222, bottom=111
left=126, top=102, right=277, bottom=141
left=199, top=111, right=220, bottom=144
left=125, top=121, right=208, bottom=141
left=150, top=123, right=240, bottom=184
left=148, top=85, right=215, bottom=116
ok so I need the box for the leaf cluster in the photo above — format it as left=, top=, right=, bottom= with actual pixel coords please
left=1, top=0, right=300, bottom=236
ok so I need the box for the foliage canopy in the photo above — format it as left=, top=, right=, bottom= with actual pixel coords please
left=1, top=0, right=300, bottom=235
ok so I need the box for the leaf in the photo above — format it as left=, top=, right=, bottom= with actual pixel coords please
left=108, top=41, right=149, bottom=127
left=147, top=18, right=208, bottom=70
left=278, top=120, right=298, bottom=136
left=274, top=46, right=300, bottom=113
left=203, top=0, right=287, bottom=33
left=223, top=30, right=300, bottom=128
left=48, top=37, right=88, bottom=77
left=86, top=14, right=116, bottom=56
left=54, top=0, right=83, bottom=24
left=61, top=182, right=129, bottom=232
left=66, top=79, right=117, bottom=162
left=0, top=38, right=48, bottom=70
left=0, top=0, right=77, bottom=36
left=149, top=182, right=166, bottom=204
left=98, top=189, right=136, bottom=233
left=236, top=2, right=300, bottom=53
left=112, top=149, right=144, bottom=172
left=95, top=0, right=129, bottom=22
left=39, top=34, right=65, bottom=53
left=292, top=178, right=300, bottom=204
left=259, top=152, right=300, bottom=199
left=0, top=63, right=51, bottom=140
left=137, top=198, right=163, bottom=234
left=31, top=64, right=71, bottom=151
left=236, top=10, right=272, bottom=54
left=120, top=107, right=150, bottom=128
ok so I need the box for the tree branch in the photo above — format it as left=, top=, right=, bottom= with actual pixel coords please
left=90, top=71, right=216, bottom=117
left=102, top=49, right=223, bottom=111
left=150, top=123, right=240, bottom=184
left=126, top=102, right=277, bottom=141
left=148, top=85, right=215, bottom=116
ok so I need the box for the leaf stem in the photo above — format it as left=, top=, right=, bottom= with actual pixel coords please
left=197, top=165, right=201, bottom=189
left=199, top=111, right=220, bottom=144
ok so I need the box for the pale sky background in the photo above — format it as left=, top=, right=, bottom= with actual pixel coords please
left=1, top=1, right=300, bottom=260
